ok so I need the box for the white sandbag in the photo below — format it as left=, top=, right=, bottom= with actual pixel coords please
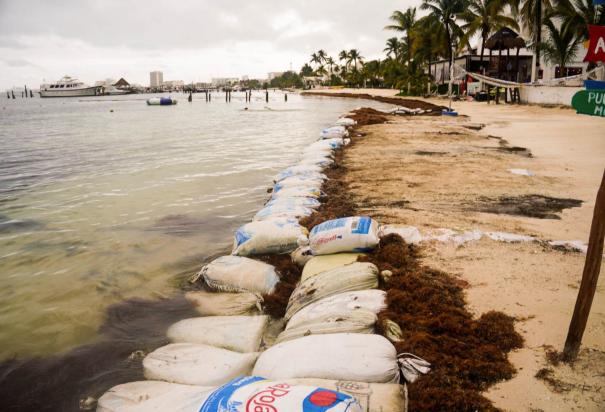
left=274, top=165, right=325, bottom=181
left=273, top=176, right=325, bottom=191
left=98, top=378, right=364, bottom=412
left=143, top=343, right=258, bottom=386
left=297, top=155, right=334, bottom=167
left=97, top=381, right=213, bottom=412
left=301, top=253, right=365, bottom=282
left=320, top=126, right=349, bottom=139
left=253, top=333, right=402, bottom=383
left=194, top=255, right=279, bottom=294
left=285, top=262, right=379, bottom=320
left=309, top=216, right=380, bottom=255
left=185, top=291, right=262, bottom=316
left=380, top=225, right=423, bottom=244
left=283, top=378, right=406, bottom=412
left=287, top=290, right=387, bottom=330
left=265, top=197, right=321, bottom=210
left=270, top=186, right=323, bottom=199
left=253, top=204, right=315, bottom=221
left=198, top=376, right=362, bottom=412
left=276, top=309, right=377, bottom=344
left=167, top=315, right=269, bottom=353
left=335, top=117, right=356, bottom=126
left=232, top=218, right=308, bottom=256
left=306, top=137, right=344, bottom=149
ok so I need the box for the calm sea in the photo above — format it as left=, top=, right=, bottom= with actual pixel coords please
left=0, top=91, right=390, bottom=361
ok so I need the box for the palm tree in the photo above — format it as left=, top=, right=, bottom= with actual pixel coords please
left=315, top=64, right=328, bottom=77
left=511, top=0, right=552, bottom=80
left=540, top=16, right=583, bottom=77
left=310, top=52, right=321, bottom=67
left=553, top=0, right=605, bottom=40
left=384, top=37, right=402, bottom=60
left=460, top=0, right=519, bottom=67
left=338, top=50, right=349, bottom=70
left=385, top=7, right=417, bottom=66
left=420, top=0, right=465, bottom=70
left=325, top=57, right=336, bottom=74
left=347, top=49, right=363, bottom=71
left=317, top=49, right=328, bottom=63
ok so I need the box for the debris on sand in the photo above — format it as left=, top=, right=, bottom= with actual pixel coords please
left=472, top=194, right=583, bottom=219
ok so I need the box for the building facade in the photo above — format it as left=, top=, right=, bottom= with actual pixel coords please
left=150, top=71, right=163, bottom=88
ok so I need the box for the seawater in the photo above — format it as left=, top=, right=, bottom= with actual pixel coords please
left=0, top=92, right=391, bottom=360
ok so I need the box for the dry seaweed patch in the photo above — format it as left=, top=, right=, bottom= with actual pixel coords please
left=258, top=254, right=302, bottom=318
left=361, top=235, right=523, bottom=411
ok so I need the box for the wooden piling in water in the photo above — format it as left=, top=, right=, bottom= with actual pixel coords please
left=24, top=85, right=28, bottom=98
left=285, top=93, right=287, bottom=102
left=265, top=90, right=268, bottom=103
left=563, top=169, right=605, bottom=361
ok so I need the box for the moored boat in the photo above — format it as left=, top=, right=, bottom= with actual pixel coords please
left=39, top=76, right=100, bottom=98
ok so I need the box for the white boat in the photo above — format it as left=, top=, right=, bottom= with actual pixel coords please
left=103, top=85, right=130, bottom=96
left=39, top=76, right=100, bottom=98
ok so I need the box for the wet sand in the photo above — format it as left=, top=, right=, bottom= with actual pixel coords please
left=306, top=88, right=605, bottom=411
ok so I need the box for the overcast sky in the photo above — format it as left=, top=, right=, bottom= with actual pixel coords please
left=0, top=0, right=420, bottom=89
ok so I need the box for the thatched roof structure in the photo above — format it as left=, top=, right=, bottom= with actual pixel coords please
left=486, top=28, right=526, bottom=51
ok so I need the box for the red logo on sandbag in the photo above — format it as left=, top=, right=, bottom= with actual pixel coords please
left=246, top=383, right=291, bottom=412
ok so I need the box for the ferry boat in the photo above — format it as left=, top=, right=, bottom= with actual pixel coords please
left=39, top=76, right=100, bottom=98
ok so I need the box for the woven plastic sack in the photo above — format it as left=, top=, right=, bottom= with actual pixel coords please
left=253, top=204, right=314, bottom=221
left=301, top=253, right=365, bottom=282
left=270, top=186, right=323, bottom=200
left=276, top=309, right=376, bottom=344
left=143, top=343, right=258, bottom=386
left=167, top=315, right=269, bottom=353
left=309, top=217, right=380, bottom=255
left=185, top=291, right=262, bottom=316
left=274, top=165, right=324, bottom=182
left=287, top=290, right=387, bottom=330
left=253, top=333, right=402, bottom=383
left=265, top=197, right=321, bottom=210
left=232, top=218, right=308, bottom=256
left=193, top=255, right=279, bottom=294
left=285, top=262, right=379, bottom=320
left=273, top=176, right=325, bottom=192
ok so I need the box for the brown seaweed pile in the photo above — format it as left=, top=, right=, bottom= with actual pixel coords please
left=257, top=254, right=302, bottom=318
left=361, top=234, right=523, bottom=412
left=300, top=91, right=446, bottom=112
left=472, top=194, right=583, bottom=219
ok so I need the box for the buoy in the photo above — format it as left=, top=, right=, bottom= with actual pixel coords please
left=442, top=109, right=458, bottom=116
left=147, top=97, right=177, bottom=106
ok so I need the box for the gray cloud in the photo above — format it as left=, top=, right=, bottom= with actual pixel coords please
left=0, top=0, right=417, bottom=89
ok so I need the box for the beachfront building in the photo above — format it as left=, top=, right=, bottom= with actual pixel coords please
left=162, top=80, right=184, bottom=91
left=267, top=72, right=285, bottom=81
left=211, top=77, right=239, bottom=87
left=150, top=71, right=163, bottom=88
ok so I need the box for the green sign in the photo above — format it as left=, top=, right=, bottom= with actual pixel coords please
left=572, top=89, right=605, bottom=117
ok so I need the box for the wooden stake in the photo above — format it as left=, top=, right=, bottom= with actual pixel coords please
left=563, top=169, right=605, bottom=361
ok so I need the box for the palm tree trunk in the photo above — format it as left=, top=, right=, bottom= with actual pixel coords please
left=480, top=38, right=485, bottom=66
left=535, top=0, right=542, bottom=78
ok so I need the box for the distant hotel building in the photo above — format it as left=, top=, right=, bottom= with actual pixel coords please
left=267, top=72, right=285, bottom=81
left=211, top=77, right=240, bottom=87
left=150, top=71, right=163, bottom=88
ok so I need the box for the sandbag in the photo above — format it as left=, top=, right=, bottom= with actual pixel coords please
left=301, top=253, right=365, bottom=282
left=283, top=378, right=406, bottom=412
left=265, top=197, right=321, bottom=210
left=291, top=246, right=314, bottom=267
left=309, top=216, right=380, bottom=255
left=232, top=218, right=308, bottom=256
left=99, top=377, right=362, bottom=412
left=320, top=126, right=348, bottom=139
left=273, top=176, right=325, bottom=192
left=287, top=290, right=387, bottom=330
left=167, top=315, right=269, bottom=353
left=306, top=137, right=344, bottom=149
left=253, top=204, right=314, bottom=221
left=276, top=309, right=377, bottom=344
left=297, top=156, right=334, bottom=167
left=143, top=343, right=258, bottom=386
left=96, top=381, right=213, bottom=412
left=270, top=186, right=323, bottom=199
left=185, top=291, right=262, bottom=316
left=285, top=262, right=379, bottom=320
left=335, top=117, right=356, bottom=126
left=253, top=333, right=402, bottom=383
left=274, top=165, right=324, bottom=182
left=199, top=376, right=362, bottom=412
left=194, top=255, right=279, bottom=294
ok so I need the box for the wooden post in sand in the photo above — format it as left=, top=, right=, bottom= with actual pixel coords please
left=563, top=169, right=605, bottom=361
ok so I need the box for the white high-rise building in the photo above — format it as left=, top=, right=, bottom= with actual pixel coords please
left=150, top=71, right=163, bottom=88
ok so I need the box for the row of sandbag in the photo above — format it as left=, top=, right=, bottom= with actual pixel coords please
left=96, top=116, right=404, bottom=411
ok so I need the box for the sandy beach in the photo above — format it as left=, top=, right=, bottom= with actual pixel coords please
left=305, top=88, right=605, bottom=411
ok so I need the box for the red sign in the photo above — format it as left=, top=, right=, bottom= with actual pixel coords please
left=584, top=25, right=605, bottom=62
